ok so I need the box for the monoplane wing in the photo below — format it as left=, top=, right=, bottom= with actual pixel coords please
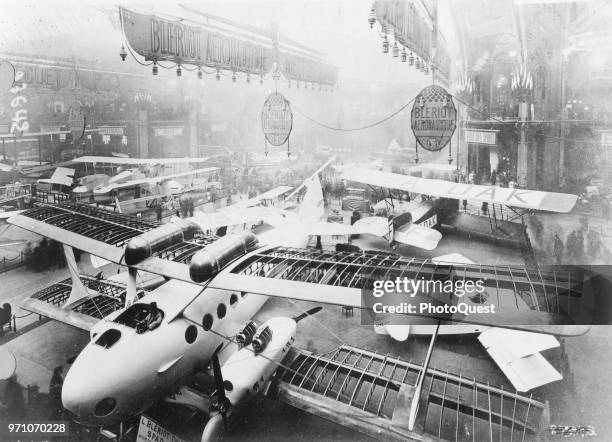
left=340, top=167, right=577, bottom=212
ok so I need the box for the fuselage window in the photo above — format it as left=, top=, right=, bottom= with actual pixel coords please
left=229, top=294, right=238, bottom=307
left=95, top=329, right=121, bottom=349
left=240, top=291, right=248, bottom=298
left=185, top=325, right=198, bottom=344
left=217, top=303, right=226, bottom=319
left=202, top=313, right=213, bottom=331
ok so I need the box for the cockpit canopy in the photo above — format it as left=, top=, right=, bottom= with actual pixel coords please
left=113, top=302, right=164, bottom=334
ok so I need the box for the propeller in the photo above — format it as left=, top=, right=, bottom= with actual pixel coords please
left=292, top=306, right=323, bottom=323
left=210, top=344, right=231, bottom=431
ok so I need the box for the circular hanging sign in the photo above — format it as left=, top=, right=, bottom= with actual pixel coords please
left=68, top=101, right=86, bottom=141
left=410, top=85, right=457, bottom=152
left=261, top=92, right=293, bottom=146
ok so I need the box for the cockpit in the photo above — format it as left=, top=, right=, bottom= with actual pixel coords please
left=113, top=302, right=164, bottom=334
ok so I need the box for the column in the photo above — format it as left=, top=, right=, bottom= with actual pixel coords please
left=517, top=101, right=528, bottom=187
left=137, top=108, right=149, bottom=158
left=188, top=104, right=198, bottom=158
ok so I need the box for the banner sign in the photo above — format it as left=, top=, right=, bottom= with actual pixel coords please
left=375, top=1, right=451, bottom=81
left=600, top=131, right=612, bottom=148
left=465, top=129, right=497, bottom=145
left=98, top=126, right=125, bottom=136
left=261, top=92, right=293, bottom=146
left=120, top=7, right=337, bottom=85
left=68, top=101, right=85, bottom=141
left=375, top=1, right=431, bottom=60
left=411, top=85, right=457, bottom=152
left=154, top=126, right=184, bottom=137
left=280, top=53, right=338, bottom=85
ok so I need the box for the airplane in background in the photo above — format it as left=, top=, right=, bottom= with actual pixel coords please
left=91, top=166, right=220, bottom=205
left=30, top=156, right=220, bottom=210
left=337, top=165, right=578, bottom=251
left=7, top=164, right=591, bottom=439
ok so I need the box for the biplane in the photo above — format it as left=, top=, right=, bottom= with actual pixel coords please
left=7, top=168, right=592, bottom=442
left=338, top=166, right=578, bottom=251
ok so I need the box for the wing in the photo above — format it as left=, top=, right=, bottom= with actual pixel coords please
left=37, top=166, right=75, bottom=187
left=394, top=223, right=442, bottom=250
left=352, top=216, right=442, bottom=250
left=96, top=167, right=220, bottom=192
left=224, top=186, right=293, bottom=210
left=478, top=328, right=562, bottom=391
left=8, top=203, right=212, bottom=281
left=208, top=246, right=591, bottom=335
left=9, top=204, right=592, bottom=335
left=194, top=206, right=290, bottom=230
left=340, top=167, right=577, bottom=212
left=73, top=156, right=214, bottom=166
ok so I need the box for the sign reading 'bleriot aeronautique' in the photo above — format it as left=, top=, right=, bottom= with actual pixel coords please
left=261, top=92, right=293, bottom=146
left=119, top=7, right=337, bottom=85
left=410, top=85, right=457, bottom=152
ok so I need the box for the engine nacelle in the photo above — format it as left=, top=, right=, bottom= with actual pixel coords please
left=236, top=321, right=257, bottom=347
left=124, top=220, right=202, bottom=265
left=252, top=326, right=272, bottom=353
left=189, top=232, right=258, bottom=283
left=220, top=317, right=296, bottom=407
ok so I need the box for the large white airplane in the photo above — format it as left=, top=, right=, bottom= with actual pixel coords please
left=338, top=165, right=579, bottom=251
left=7, top=170, right=590, bottom=438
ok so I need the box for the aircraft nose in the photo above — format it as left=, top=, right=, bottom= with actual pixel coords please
left=62, top=369, right=116, bottom=421
left=61, top=355, right=123, bottom=424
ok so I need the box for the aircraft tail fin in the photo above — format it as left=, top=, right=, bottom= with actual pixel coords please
left=298, top=174, right=325, bottom=225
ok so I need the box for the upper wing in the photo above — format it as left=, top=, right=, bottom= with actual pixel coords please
left=208, top=246, right=591, bottom=335
left=340, top=167, right=577, bottom=212
left=74, top=156, right=214, bottom=166
left=9, top=204, right=592, bottom=334
left=8, top=203, right=212, bottom=282
left=96, top=167, right=220, bottom=192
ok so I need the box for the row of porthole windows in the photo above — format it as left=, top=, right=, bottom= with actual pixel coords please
left=201, top=292, right=247, bottom=332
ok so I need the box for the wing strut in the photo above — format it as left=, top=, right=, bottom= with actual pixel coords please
left=408, top=320, right=440, bottom=430
left=125, top=267, right=138, bottom=308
